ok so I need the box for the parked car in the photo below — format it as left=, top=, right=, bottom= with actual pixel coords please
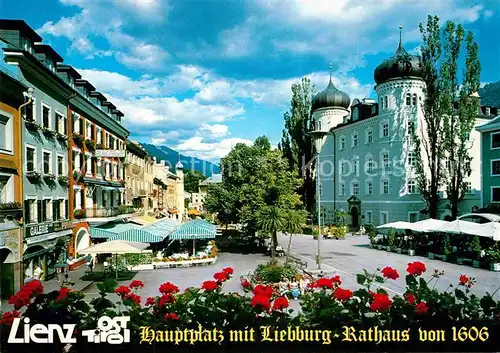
left=457, top=213, right=500, bottom=224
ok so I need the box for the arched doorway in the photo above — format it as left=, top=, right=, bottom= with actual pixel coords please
left=75, top=228, right=90, bottom=253
left=351, top=206, right=359, bottom=228
left=23, top=245, right=46, bottom=281
left=0, top=248, right=15, bottom=299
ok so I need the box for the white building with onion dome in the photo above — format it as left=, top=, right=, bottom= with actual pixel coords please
left=314, top=32, right=486, bottom=227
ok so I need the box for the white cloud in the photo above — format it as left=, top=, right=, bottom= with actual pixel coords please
left=199, top=124, right=229, bottom=138
left=175, top=137, right=253, bottom=161
left=38, top=0, right=168, bottom=69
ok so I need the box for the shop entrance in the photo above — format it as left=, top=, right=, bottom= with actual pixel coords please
left=0, top=248, right=15, bottom=299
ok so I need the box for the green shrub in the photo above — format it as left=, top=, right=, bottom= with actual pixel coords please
left=470, top=235, right=481, bottom=259
left=386, top=229, right=395, bottom=248
left=119, top=253, right=153, bottom=267
left=254, top=263, right=297, bottom=283
left=331, top=225, right=348, bottom=239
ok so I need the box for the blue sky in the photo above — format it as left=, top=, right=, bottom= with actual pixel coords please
left=3, top=0, right=500, bottom=161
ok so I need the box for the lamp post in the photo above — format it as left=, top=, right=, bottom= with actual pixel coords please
left=308, top=130, right=328, bottom=271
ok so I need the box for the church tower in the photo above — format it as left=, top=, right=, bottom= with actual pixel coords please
left=175, top=160, right=185, bottom=219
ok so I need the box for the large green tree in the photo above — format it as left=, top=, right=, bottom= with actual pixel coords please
left=206, top=136, right=305, bottom=254
left=279, top=78, right=316, bottom=213
left=413, top=15, right=480, bottom=219
left=440, top=23, right=481, bottom=219
left=183, top=169, right=206, bottom=194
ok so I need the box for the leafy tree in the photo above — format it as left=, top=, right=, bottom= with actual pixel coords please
left=413, top=15, right=480, bottom=219
left=441, top=24, right=480, bottom=219
left=279, top=78, right=316, bottom=213
left=207, top=136, right=306, bottom=253
left=204, top=183, right=237, bottom=229
left=183, top=169, right=206, bottom=194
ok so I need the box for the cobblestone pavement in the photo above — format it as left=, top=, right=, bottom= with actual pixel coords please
left=279, top=233, right=500, bottom=298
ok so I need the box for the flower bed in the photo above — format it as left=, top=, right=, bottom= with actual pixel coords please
left=0, top=263, right=499, bottom=352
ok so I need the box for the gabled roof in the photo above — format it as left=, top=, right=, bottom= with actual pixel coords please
left=0, top=19, right=42, bottom=42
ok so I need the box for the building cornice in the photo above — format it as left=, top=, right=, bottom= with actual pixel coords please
left=3, top=48, right=129, bottom=140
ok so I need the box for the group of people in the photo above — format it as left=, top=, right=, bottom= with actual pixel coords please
left=278, top=276, right=311, bottom=299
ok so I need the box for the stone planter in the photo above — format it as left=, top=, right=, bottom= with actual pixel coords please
left=408, top=249, right=415, bottom=256
left=129, top=264, right=154, bottom=271
left=428, top=253, right=434, bottom=260
left=472, top=260, right=480, bottom=268
left=396, top=248, right=402, bottom=254
left=490, top=263, right=500, bottom=272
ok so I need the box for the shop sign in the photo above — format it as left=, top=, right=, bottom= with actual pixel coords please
left=94, top=150, right=125, bottom=158
left=25, top=221, right=73, bottom=238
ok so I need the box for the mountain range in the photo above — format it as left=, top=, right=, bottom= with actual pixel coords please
left=479, top=80, right=500, bottom=107
left=141, top=143, right=220, bottom=177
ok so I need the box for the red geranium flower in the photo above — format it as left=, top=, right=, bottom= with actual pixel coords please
left=416, top=302, right=428, bottom=314
left=370, top=293, right=392, bottom=311
left=145, top=297, right=156, bottom=306
left=404, top=292, right=416, bottom=305
left=202, top=280, right=218, bottom=291
left=213, top=272, right=228, bottom=283
left=0, top=311, right=20, bottom=326
left=333, top=287, right=353, bottom=301
left=251, top=295, right=271, bottom=311
left=56, top=287, right=71, bottom=301
left=381, top=266, right=399, bottom=280
left=222, top=267, right=234, bottom=276
left=253, top=284, right=273, bottom=298
left=459, top=274, right=469, bottom=286
left=158, top=294, right=176, bottom=308
left=124, top=293, right=141, bottom=306
left=241, top=279, right=252, bottom=289
left=330, top=275, right=342, bottom=285
left=114, top=286, right=131, bottom=298
left=129, top=280, right=144, bottom=289
left=315, top=278, right=333, bottom=289
left=159, top=282, right=180, bottom=294
left=164, top=313, right=180, bottom=320
left=272, top=296, right=289, bottom=311
left=25, top=280, right=44, bottom=296
left=407, top=261, right=426, bottom=276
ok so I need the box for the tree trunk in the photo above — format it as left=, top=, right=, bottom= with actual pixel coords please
left=285, top=232, right=293, bottom=265
left=270, top=231, right=278, bottom=263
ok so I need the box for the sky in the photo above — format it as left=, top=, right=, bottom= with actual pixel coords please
left=2, top=0, right=500, bottom=162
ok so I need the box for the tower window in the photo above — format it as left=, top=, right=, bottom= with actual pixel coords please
left=406, top=93, right=411, bottom=106
left=384, top=96, right=388, bottom=109
left=412, top=94, right=417, bottom=106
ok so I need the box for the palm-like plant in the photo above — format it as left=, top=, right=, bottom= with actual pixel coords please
left=256, top=205, right=284, bottom=263
left=282, top=210, right=308, bottom=265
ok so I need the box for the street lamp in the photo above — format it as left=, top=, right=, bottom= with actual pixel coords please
left=308, top=130, right=328, bottom=271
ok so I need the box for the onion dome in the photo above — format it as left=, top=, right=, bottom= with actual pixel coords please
left=312, top=64, right=351, bottom=111
left=374, top=26, right=422, bottom=85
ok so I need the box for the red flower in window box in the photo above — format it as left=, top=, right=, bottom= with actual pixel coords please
left=159, top=282, right=179, bottom=294
left=201, top=280, right=218, bottom=291
left=333, top=287, right=353, bottom=301
left=370, top=293, right=392, bottom=311
left=272, top=296, right=289, bottom=311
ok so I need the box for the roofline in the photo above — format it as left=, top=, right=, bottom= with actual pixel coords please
left=0, top=19, right=42, bottom=42
left=33, top=43, right=63, bottom=63
left=56, top=64, right=81, bottom=79
left=75, top=79, right=95, bottom=91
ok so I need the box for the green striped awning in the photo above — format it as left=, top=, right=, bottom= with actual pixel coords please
left=168, top=220, right=217, bottom=240
left=90, top=228, right=117, bottom=239
left=107, top=229, right=164, bottom=243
